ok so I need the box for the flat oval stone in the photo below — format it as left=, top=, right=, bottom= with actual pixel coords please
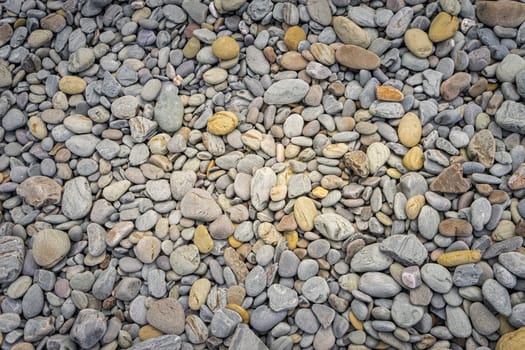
left=477, top=0, right=525, bottom=27
left=358, top=272, right=401, bottom=298
left=335, top=45, right=380, bottom=70
left=263, top=79, right=310, bottom=105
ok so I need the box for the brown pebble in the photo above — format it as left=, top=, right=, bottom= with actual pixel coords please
left=439, top=218, right=473, bottom=237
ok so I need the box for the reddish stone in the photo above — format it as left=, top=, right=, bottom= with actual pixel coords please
left=430, top=163, right=471, bottom=193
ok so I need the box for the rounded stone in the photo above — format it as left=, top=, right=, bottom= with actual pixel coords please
left=207, top=111, right=239, bottom=135
left=398, top=112, right=422, bottom=147
left=284, top=26, right=306, bottom=51
left=404, top=29, right=433, bottom=58
left=58, top=76, right=86, bottom=94
left=428, top=12, right=459, bottom=43
left=146, top=299, right=185, bottom=335
left=32, top=229, right=71, bottom=268
left=134, top=236, right=161, bottom=264
left=211, top=36, right=239, bottom=60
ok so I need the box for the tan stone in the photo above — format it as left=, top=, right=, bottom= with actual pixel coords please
left=310, top=43, right=336, bottom=66
left=322, top=143, right=349, bottom=158
left=59, top=76, right=86, bottom=94
left=376, top=86, right=404, bottom=102
left=189, top=278, right=211, bottom=310
left=224, top=247, right=249, bottom=282
left=17, top=176, right=61, bottom=207
left=211, top=36, right=239, bottom=60
left=492, top=220, right=516, bottom=241
left=467, top=129, right=495, bottom=168
left=284, top=26, right=306, bottom=51
left=437, top=250, right=481, bottom=267
left=405, top=195, right=425, bottom=220
left=398, top=113, right=422, bottom=148
left=194, top=225, right=214, bottom=254
left=258, top=222, right=282, bottom=245
left=403, top=147, right=424, bottom=171
left=404, top=28, right=433, bottom=58
left=428, top=12, right=459, bottom=43
left=335, top=45, right=380, bottom=70
left=183, top=37, right=200, bottom=58
left=138, top=325, right=163, bottom=340
left=439, top=218, right=473, bottom=236
left=134, top=236, right=161, bottom=263
left=332, top=16, right=370, bottom=48
left=344, top=150, right=369, bottom=177
left=32, top=229, right=71, bottom=268
left=280, top=51, right=308, bottom=70
left=496, top=326, right=525, bottom=350
left=207, top=111, right=238, bottom=135
left=293, top=196, right=318, bottom=231
left=509, top=163, right=525, bottom=190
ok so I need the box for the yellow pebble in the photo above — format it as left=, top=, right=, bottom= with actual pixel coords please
left=138, top=325, right=163, bottom=340
left=58, top=76, right=86, bottom=94
left=311, top=186, right=329, bottom=199
left=403, top=147, right=424, bottom=171
left=188, top=278, right=211, bottom=311
left=376, top=212, right=392, bottom=226
left=28, top=116, right=47, bottom=140
left=226, top=303, right=250, bottom=323
left=386, top=168, right=401, bottom=179
left=284, top=231, right=299, bottom=250
left=428, top=12, right=459, bottom=43
left=228, top=235, right=242, bottom=248
left=207, top=111, right=239, bottom=135
left=405, top=195, right=425, bottom=220
left=376, top=85, right=404, bottom=101
left=183, top=37, right=200, bottom=58
left=293, top=196, right=318, bottom=232
left=290, top=334, right=302, bottom=343
left=284, top=26, right=306, bottom=51
left=437, top=250, right=481, bottom=267
left=496, top=326, right=525, bottom=350
left=349, top=311, right=363, bottom=330
left=398, top=112, right=422, bottom=147
left=211, top=36, right=240, bottom=60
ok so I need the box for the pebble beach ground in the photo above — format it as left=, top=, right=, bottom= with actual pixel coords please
left=2, top=0, right=525, bottom=349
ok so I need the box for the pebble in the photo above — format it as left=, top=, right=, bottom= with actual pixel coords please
left=211, top=36, right=240, bottom=60
left=0, top=236, right=24, bottom=283
left=428, top=12, right=459, bottom=42
left=263, top=79, right=310, bottom=105
left=58, top=76, right=86, bottom=94
left=31, top=229, right=70, bottom=268
left=335, top=45, right=380, bottom=70
left=146, top=299, right=185, bottom=335
left=155, top=84, right=184, bottom=132
left=314, top=213, right=355, bottom=241
left=62, top=177, right=92, bottom=219
left=70, top=309, right=107, bottom=349
left=180, top=189, right=222, bottom=222
left=16, top=176, right=61, bottom=207
left=332, top=16, right=370, bottom=48
left=359, top=272, right=401, bottom=298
